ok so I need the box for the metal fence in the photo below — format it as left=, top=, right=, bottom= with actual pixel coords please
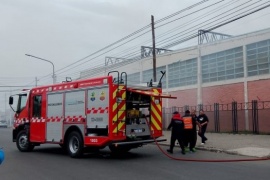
left=162, top=101, right=270, bottom=134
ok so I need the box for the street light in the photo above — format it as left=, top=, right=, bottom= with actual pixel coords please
left=25, top=54, right=56, bottom=84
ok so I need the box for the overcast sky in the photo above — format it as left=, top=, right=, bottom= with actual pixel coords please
left=1, top=0, right=270, bottom=114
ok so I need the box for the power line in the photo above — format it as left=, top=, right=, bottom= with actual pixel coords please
left=155, top=0, right=211, bottom=24
left=6, top=0, right=270, bottom=85
left=80, top=2, right=270, bottom=78
left=18, top=0, right=217, bottom=84
left=160, top=0, right=268, bottom=48
left=109, top=0, right=235, bottom=60
left=52, top=0, right=212, bottom=75
left=155, top=0, right=226, bottom=29
left=109, top=0, right=240, bottom=61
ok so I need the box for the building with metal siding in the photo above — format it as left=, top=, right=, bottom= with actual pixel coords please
left=80, top=28, right=270, bottom=109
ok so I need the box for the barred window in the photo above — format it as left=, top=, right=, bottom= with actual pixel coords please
left=246, top=39, right=270, bottom=77
left=168, top=58, right=197, bottom=88
left=201, top=47, right=244, bottom=83
left=127, top=72, right=140, bottom=85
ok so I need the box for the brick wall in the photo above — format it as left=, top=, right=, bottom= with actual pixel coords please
left=166, top=80, right=270, bottom=107
left=168, top=88, right=197, bottom=107
left=248, top=79, right=270, bottom=101
left=163, top=79, right=270, bottom=133
left=202, top=83, right=245, bottom=105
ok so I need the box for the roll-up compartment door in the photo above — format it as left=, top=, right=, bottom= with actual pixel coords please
left=47, top=93, right=64, bottom=142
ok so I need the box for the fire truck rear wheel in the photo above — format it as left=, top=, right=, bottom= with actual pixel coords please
left=16, top=130, right=34, bottom=152
left=67, top=131, right=83, bottom=158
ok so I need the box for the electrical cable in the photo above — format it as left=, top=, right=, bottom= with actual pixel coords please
left=28, top=1, right=242, bottom=79
left=81, top=1, right=258, bottom=69
left=55, top=0, right=211, bottom=75
left=75, top=2, right=264, bottom=80
left=109, top=0, right=250, bottom=62
left=56, top=30, right=152, bottom=77
left=155, top=0, right=226, bottom=29
left=4, top=1, right=270, bottom=87
left=154, top=0, right=210, bottom=24
left=162, top=1, right=270, bottom=49
left=158, top=0, right=263, bottom=48
left=107, top=0, right=244, bottom=60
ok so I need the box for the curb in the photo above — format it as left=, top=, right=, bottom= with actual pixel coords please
left=157, top=143, right=270, bottom=158
left=158, top=142, right=234, bottom=156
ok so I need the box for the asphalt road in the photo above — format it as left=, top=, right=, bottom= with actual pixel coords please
left=1, top=128, right=270, bottom=180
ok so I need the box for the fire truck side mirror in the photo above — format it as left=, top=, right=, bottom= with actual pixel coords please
left=9, top=97, right=13, bottom=105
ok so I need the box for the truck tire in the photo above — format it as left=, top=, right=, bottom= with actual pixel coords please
left=16, top=130, right=34, bottom=152
left=67, top=131, right=83, bottom=158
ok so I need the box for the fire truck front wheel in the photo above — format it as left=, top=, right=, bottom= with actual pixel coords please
left=67, top=131, right=83, bottom=158
left=16, top=130, right=34, bottom=152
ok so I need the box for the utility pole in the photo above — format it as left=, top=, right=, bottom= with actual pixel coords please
left=151, top=15, right=157, bottom=82
left=9, top=89, right=12, bottom=127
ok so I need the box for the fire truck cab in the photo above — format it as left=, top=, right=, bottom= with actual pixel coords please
left=9, top=71, right=175, bottom=158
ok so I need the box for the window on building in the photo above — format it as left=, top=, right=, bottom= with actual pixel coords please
left=201, top=47, right=244, bottom=83
left=246, top=39, right=270, bottom=77
left=168, top=58, right=197, bottom=88
left=127, top=72, right=140, bottom=85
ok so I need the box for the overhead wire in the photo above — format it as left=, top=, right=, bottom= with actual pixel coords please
left=108, top=0, right=253, bottom=57
left=103, top=0, right=259, bottom=62
left=151, top=0, right=239, bottom=43
left=17, top=0, right=221, bottom=84
left=162, top=1, right=270, bottom=49
left=154, top=0, right=210, bottom=24
left=109, top=0, right=234, bottom=60
left=4, top=0, right=270, bottom=86
left=155, top=0, right=226, bottom=29
left=43, top=0, right=213, bottom=80
left=25, top=0, right=270, bottom=83
left=157, top=0, right=260, bottom=47
left=81, top=1, right=270, bottom=78
left=159, top=0, right=268, bottom=48
left=55, top=0, right=229, bottom=78
left=110, top=0, right=239, bottom=61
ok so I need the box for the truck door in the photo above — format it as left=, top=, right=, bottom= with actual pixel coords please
left=30, top=95, right=46, bottom=142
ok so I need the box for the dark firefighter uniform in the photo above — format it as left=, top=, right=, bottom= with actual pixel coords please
left=167, top=111, right=185, bottom=154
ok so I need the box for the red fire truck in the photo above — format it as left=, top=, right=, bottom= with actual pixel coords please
left=9, top=71, right=175, bottom=158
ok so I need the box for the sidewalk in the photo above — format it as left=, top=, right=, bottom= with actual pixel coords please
left=159, top=131, right=270, bottom=158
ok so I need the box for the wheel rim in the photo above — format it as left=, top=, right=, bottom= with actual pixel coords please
left=69, top=136, right=79, bottom=154
left=19, top=134, right=28, bottom=148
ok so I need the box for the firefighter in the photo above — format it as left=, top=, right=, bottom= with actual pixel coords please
left=182, top=110, right=199, bottom=152
left=167, top=111, right=185, bottom=154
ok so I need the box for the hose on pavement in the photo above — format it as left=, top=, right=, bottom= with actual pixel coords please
left=145, top=117, right=270, bottom=162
